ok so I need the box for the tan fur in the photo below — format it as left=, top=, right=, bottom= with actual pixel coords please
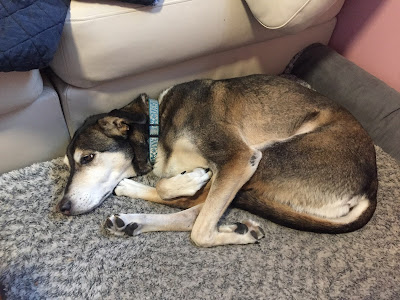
left=153, top=136, right=208, bottom=177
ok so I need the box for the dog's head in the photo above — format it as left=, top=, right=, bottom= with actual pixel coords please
left=59, top=94, right=152, bottom=215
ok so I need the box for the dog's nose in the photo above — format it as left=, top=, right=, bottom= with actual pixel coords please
left=60, top=199, right=72, bottom=215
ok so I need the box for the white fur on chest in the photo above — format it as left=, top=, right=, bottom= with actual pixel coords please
left=153, top=136, right=208, bottom=178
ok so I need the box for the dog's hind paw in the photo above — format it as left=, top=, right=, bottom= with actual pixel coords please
left=219, top=219, right=265, bottom=241
left=105, top=214, right=143, bottom=237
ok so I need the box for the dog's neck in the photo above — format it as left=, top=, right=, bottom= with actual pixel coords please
left=148, top=98, right=159, bottom=164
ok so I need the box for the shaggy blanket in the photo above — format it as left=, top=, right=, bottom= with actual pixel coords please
left=0, top=146, right=399, bottom=299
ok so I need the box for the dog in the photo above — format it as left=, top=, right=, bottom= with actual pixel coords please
left=59, top=75, right=378, bottom=247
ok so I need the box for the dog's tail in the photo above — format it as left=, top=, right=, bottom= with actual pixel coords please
left=233, top=181, right=377, bottom=234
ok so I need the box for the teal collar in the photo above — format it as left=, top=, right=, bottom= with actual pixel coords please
left=148, top=98, right=159, bottom=164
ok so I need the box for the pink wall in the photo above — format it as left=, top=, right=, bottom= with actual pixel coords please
left=329, top=0, right=400, bottom=92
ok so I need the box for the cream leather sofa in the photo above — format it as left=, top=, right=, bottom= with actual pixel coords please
left=0, top=0, right=345, bottom=173
left=0, top=71, right=70, bottom=173
left=50, top=0, right=345, bottom=135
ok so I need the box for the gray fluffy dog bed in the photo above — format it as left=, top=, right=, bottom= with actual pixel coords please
left=1, top=147, right=400, bottom=299
left=1, top=68, right=400, bottom=299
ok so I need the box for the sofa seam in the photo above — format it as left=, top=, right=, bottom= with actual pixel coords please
left=66, top=0, right=193, bottom=22
left=62, top=84, right=74, bottom=137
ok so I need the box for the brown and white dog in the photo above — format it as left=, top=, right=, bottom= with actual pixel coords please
left=59, top=75, right=378, bottom=247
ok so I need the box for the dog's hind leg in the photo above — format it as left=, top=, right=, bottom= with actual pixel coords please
left=190, top=148, right=265, bottom=247
left=106, top=204, right=203, bottom=236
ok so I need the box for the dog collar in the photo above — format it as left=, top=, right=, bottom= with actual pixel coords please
left=148, top=98, right=159, bottom=164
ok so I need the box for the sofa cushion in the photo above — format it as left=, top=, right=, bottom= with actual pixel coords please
left=53, top=18, right=337, bottom=134
left=0, top=70, right=43, bottom=115
left=245, top=0, right=344, bottom=32
left=50, top=0, right=344, bottom=88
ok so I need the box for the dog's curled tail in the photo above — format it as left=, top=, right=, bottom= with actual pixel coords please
left=234, top=186, right=377, bottom=234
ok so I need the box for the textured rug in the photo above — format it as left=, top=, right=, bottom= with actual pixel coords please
left=1, top=146, right=400, bottom=299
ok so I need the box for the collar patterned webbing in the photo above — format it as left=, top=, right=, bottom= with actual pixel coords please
left=148, top=98, right=159, bottom=164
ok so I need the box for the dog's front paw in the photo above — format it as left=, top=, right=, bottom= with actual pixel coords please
left=114, top=178, right=141, bottom=198
left=219, top=219, right=265, bottom=242
left=105, top=214, right=143, bottom=236
left=114, top=179, right=130, bottom=197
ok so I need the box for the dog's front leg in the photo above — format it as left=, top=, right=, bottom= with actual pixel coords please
left=191, top=149, right=265, bottom=247
left=114, top=168, right=212, bottom=204
left=106, top=204, right=203, bottom=236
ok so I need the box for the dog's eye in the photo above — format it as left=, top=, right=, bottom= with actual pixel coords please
left=80, top=153, right=95, bottom=165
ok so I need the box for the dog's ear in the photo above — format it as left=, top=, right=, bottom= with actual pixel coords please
left=98, top=116, right=131, bottom=139
left=98, top=111, right=147, bottom=139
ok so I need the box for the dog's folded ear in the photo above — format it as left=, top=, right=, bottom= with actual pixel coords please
left=98, top=116, right=131, bottom=139
left=97, top=114, right=146, bottom=139
left=97, top=109, right=147, bottom=139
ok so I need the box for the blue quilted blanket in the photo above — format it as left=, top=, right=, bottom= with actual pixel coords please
left=0, top=0, right=158, bottom=72
left=0, top=0, right=70, bottom=71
